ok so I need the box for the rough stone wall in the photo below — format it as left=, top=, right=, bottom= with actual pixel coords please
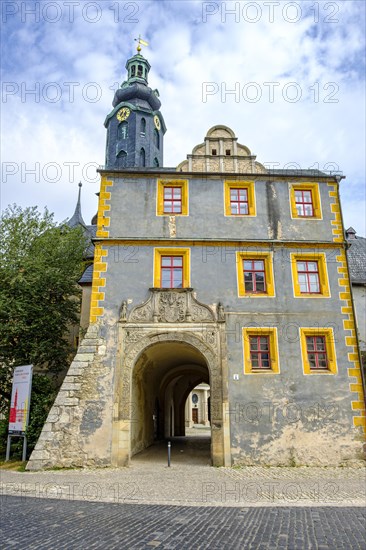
left=26, top=324, right=113, bottom=470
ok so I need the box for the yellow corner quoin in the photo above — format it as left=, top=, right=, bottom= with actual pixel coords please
left=327, top=182, right=344, bottom=243
left=224, top=180, right=256, bottom=217
left=153, top=248, right=191, bottom=288
left=290, top=252, right=330, bottom=298
left=96, top=176, right=113, bottom=238
left=90, top=244, right=108, bottom=324
left=289, top=182, right=322, bottom=219
left=236, top=251, right=275, bottom=297
left=335, top=248, right=366, bottom=433
left=242, top=327, right=280, bottom=374
left=156, top=179, right=189, bottom=216
left=299, top=328, right=337, bottom=375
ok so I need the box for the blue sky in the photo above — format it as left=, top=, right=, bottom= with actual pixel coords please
left=1, top=0, right=365, bottom=234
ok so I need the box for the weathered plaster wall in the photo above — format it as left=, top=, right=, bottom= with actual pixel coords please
left=226, top=310, right=363, bottom=466
left=107, top=175, right=336, bottom=242
left=90, top=238, right=364, bottom=465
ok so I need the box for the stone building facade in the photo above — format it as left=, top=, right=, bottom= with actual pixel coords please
left=185, top=383, right=210, bottom=427
left=27, top=50, right=366, bottom=470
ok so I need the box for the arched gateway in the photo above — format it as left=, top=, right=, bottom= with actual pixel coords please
left=26, top=290, right=230, bottom=470
left=113, top=289, right=231, bottom=467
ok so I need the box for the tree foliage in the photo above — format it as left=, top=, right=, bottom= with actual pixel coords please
left=0, top=205, right=86, bottom=412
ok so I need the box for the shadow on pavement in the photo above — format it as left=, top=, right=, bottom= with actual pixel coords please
left=132, top=435, right=212, bottom=466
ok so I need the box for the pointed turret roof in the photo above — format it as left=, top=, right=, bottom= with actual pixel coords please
left=66, top=182, right=95, bottom=262
left=67, top=182, right=86, bottom=228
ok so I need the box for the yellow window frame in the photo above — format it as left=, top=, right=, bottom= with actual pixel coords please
left=224, top=181, right=256, bottom=217
left=242, top=327, right=280, bottom=374
left=153, top=248, right=191, bottom=288
left=290, top=252, right=330, bottom=298
left=299, top=328, right=337, bottom=375
left=289, top=182, right=322, bottom=219
left=236, top=251, right=275, bottom=297
left=157, top=179, right=189, bottom=216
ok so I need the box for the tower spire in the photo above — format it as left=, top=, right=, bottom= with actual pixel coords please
left=67, top=182, right=86, bottom=228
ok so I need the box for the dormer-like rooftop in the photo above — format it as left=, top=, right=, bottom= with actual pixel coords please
left=177, top=125, right=266, bottom=173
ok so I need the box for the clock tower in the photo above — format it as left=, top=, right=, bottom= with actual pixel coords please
left=104, top=46, right=166, bottom=169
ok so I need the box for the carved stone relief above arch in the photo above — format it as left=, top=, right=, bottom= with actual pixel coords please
left=126, top=288, right=218, bottom=324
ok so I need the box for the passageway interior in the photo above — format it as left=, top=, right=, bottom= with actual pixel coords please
left=131, top=341, right=212, bottom=463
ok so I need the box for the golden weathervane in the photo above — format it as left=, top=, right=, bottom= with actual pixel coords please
left=134, top=35, right=149, bottom=53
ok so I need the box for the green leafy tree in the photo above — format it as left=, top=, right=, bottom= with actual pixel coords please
left=0, top=205, right=86, bottom=414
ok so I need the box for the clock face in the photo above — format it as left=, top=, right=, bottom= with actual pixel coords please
left=117, top=107, right=131, bottom=122
left=154, top=115, right=161, bottom=130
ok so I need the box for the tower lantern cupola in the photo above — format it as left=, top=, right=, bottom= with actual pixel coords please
left=126, top=53, right=151, bottom=85
left=104, top=39, right=166, bottom=170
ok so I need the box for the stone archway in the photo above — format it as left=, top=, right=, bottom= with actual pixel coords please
left=112, top=290, right=230, bottom=467
left=156, top=360, right=209, bottom=439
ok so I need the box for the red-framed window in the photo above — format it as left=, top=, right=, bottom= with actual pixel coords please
left=230, top=188, right=249, bottom=215
left=163, top=187, right=182, bottom=214
left=243, top=259, right=266, bottom=293
left=249, top=336, right=271, bottom=369
left=306, top=336, right=328, bottom=369
left=297, top=260, right=320, bottom=293
left=295, top=190, right=314, bottom=217
left=161, top=256, right=183, bottom=288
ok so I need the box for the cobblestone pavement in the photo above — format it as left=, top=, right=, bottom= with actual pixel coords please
left=1, top=438, right=365, bottom=550
left=1, top=460, right=365, bottom=507
left=1, top=496, right=366, bottom=549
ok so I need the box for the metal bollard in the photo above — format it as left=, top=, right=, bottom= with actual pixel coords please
left=167, top=441, right=171, bottom=467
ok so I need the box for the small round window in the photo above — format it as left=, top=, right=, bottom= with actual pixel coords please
left=192, top=393, right=198, bottom=404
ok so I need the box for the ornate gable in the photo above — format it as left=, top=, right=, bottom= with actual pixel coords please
left=177, top=125, right=267, bottom=174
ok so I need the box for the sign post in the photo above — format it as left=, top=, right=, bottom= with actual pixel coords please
left=6, top=365, right=33, bottom=462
